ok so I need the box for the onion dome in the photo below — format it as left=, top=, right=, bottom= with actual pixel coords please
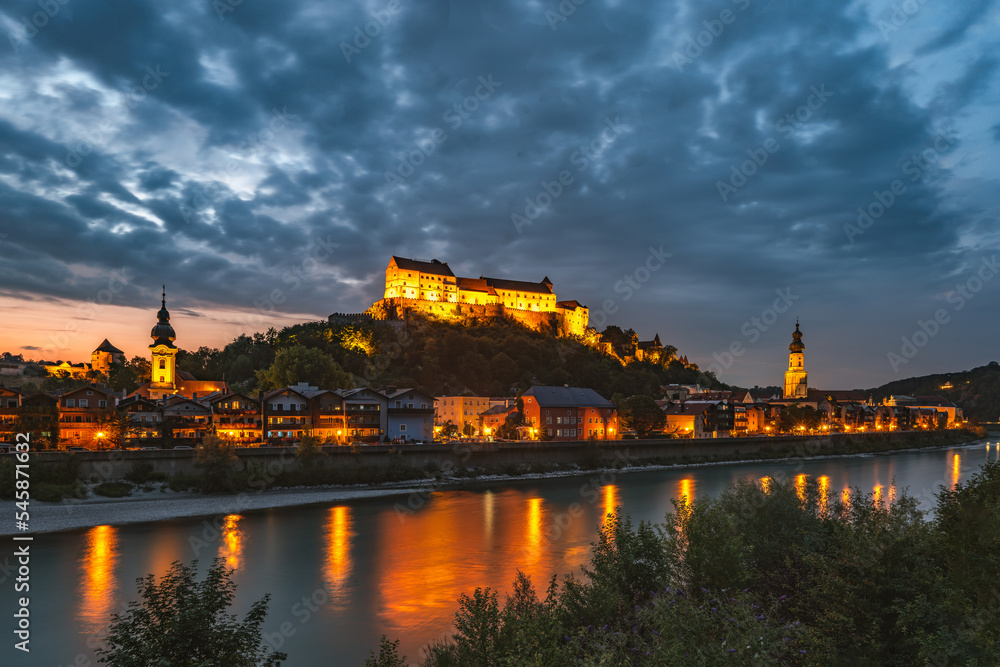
left=789, top=321, right=804, bottom=353
left=150, top=285, right=177, bottom=347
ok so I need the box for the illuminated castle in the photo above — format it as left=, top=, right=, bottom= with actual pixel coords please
left=783, top=320, right=808, bottom=399
left=366, top=257, right=589, bottom=337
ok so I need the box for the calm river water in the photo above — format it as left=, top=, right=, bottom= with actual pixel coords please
left=4, top=439, right=997, bottom=666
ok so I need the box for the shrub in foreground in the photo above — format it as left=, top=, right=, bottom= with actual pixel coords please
left=373, top=460, right=1000, bottom=666
left=97, top=558, right=286, bottom=666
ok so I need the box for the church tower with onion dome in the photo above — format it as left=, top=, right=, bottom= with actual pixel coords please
left=149, top=285, right=178, bottom=392
left=783, top=320, right=808, bottom=399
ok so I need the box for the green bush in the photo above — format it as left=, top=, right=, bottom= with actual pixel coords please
left=372, top=461, right=1000, bottom=666
left=125, top=461, right=167, bottom=484
left=168, top=471, right=203, bottom=492
left=33, top=482, right=86, bottom=503
left=94, top=481, right=133, bottom=498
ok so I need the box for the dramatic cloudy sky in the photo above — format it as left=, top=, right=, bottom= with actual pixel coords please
left=0, top=0, right=997, bottom=389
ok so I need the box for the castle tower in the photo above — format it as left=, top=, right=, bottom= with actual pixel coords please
left=91, top=339, right=124, bottom=374
left=783, top=320, right=808, bottom=399
left=149, top=285, right=178, bottom=391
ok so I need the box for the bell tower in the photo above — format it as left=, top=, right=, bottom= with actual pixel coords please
left=149, top=285, right=178, bottom=393
left=783, top=320, right=808, bottom=399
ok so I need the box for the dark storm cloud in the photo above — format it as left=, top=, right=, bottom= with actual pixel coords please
left=0, top=0, right=997, bottom=387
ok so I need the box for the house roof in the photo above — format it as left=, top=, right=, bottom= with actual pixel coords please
left=663, top=403, right=712, bottom=416
left=93, top=338, right=124, bottom=354
left=381, top=387, right=434, bottom=401
left=390, top=256, right=455, bottom=277
left=480, top=404, right=515, bottom=416
left=808, top=389, right=867, bottom=402
left=209, top=391, right=259, bottom=405
left=521, top=386, right=614, bottom=408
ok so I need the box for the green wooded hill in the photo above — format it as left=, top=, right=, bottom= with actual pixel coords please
left=265, top=316, right=719, bottom=398
left=868, top=361, right=1000, bottom=422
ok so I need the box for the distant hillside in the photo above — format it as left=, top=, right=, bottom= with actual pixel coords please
left=868, top=362, right=1000, bottom=422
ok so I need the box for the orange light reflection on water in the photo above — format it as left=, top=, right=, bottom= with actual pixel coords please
left=795, top=474, right=807, bottom=503
left=220, top=514, right=243, bottom=569
left=677, top=478, right=695, bottom=512
left=78, top=525, right=119, bottom=636
left=817, top=476, right=830, bottom=511
left=323, top=506, right=352, bottom=603
left=760, top=476, right=772, bottom=494
left=602, top=485, right=619, bottom=532
left=952, top=453, right=961, bottom=490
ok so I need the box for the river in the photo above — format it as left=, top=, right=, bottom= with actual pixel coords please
left=3, top=439, right=996, bottom=666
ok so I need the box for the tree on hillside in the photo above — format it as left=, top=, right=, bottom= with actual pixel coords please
left=618, top=395, right=666, bottom=438
left=97, top=558, right=286, bottom=666
left=108, top=356, right=151, bottom=394
left=255, top=345, right=353, bottom=391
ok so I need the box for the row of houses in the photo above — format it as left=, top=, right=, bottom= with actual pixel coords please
left=0, top=383, right=436, bottom=448
left=434, top=386, right=619, bottom=441
left=655, top=387, right=963, bottom=438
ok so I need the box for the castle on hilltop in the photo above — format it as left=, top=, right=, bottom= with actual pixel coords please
left=363, top=256, right=589, bottom=337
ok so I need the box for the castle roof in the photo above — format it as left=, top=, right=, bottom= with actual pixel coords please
left=93, top=339, right=124, bottom=354
left=556, top=300, right=586, bottom=310
left=480, top=276, right=553, bottom=295
left=456, top=277, right=493, bottom=293
left=390, top=256, right=455, bottom=277
left=637, top=333, right=662, bottom=350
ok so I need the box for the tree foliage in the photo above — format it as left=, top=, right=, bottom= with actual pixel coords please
left=97, top=558, right=286, bottom=666
left=255, top=344, right=352, bottom=391
left=617, top=394, right=666, bottom=437
left=373, top=460, right=1000, bottom=666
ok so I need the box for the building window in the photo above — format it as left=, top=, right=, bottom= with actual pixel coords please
left=79, top=399, right=88, bottom=407
left=399, top=424, right=407, bottom=432
left=65, top=399, right=75, bottom=407
left=159, top=359, right=165, bottom=369
left=546, top=416, right=551, bottom=424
